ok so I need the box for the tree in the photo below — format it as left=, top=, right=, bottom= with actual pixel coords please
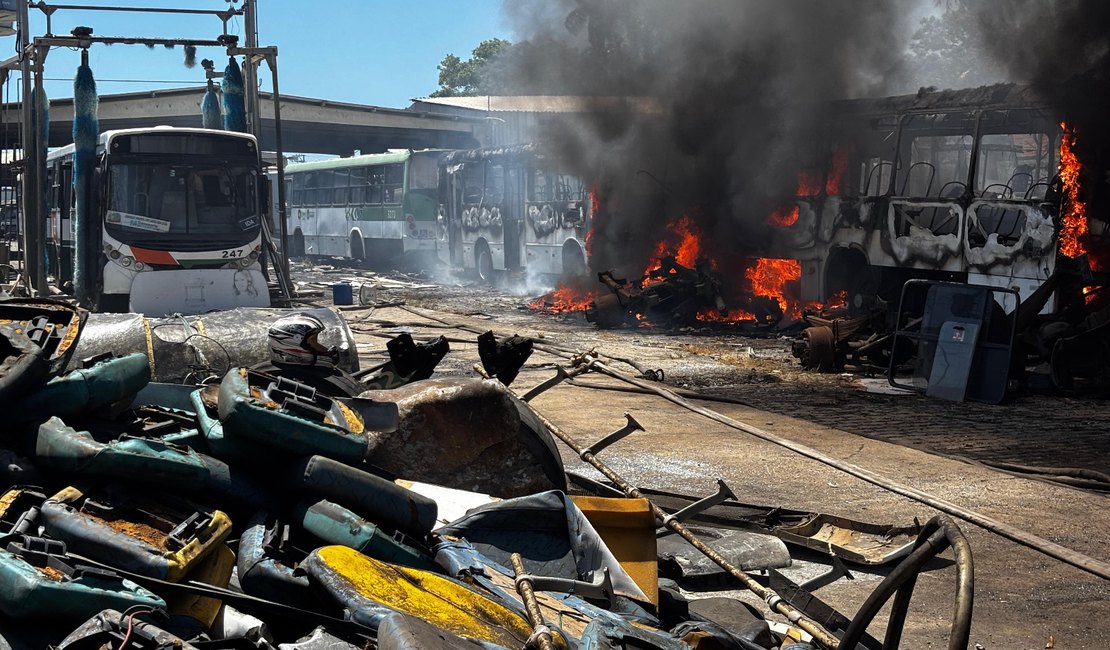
left=430, top=39, right=514, bottom=97
left=904, top=1, right=1008, bottom=90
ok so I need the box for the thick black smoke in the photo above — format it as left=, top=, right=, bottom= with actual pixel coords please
left=501, top=1, right=920, bottom=277
left=977, top=0, right=1110, bottom=226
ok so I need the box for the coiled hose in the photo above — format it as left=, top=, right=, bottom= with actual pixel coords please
left=840, top=514, right=974, bottom=650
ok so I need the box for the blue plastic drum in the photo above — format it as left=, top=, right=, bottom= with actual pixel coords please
left=331, top=282, right=353, bottom=305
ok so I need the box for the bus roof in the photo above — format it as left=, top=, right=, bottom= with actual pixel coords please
left=47, top=126, right=258, bottom=161
left=828, top=83, right=1054, bottom=120
left=285, top=150, right=445, bottom=174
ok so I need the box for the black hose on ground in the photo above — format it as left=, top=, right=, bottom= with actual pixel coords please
left=840, top=515, right=973, bottom=650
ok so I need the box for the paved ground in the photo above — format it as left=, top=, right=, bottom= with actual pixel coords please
left=311, top=263, right=1109, bottom=649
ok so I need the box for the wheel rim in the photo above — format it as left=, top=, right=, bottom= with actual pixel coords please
left=477, top=249, right=493, bottom=281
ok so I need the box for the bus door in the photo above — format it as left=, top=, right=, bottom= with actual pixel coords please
left=503, top=164, right=523, bottom=270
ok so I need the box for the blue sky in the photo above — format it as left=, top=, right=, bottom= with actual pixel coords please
left=6, top=0, right=512, bottom=108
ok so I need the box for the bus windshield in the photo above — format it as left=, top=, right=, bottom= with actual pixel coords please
left=106, top=162, right=259, bottom=248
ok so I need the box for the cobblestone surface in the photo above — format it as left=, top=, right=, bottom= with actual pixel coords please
left=706, top=380, right=1109, bottom=474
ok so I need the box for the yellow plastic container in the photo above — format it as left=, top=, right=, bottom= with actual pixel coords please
left=166, top=543, right=236, bottom=628
left=571, top=495, right=659, bottom=607
left=305, top=546, right=533, bottom=648
left=43, top=486, right=233, bottom=583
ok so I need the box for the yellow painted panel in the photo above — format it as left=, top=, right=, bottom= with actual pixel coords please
left=571, top=496, right=659, bottom=607
left=313, top=546, right=532, bottom=648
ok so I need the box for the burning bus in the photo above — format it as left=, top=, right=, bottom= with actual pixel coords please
left=540, top=83, right=1110, bottom=388
left=767, top=84, right=1105, bottom=319
left=441, top=144, right=592, bottom=283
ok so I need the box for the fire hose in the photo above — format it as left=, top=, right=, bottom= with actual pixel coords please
left=840, top=515, right=974, bottom=650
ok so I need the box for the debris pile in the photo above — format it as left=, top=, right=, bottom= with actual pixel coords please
left=0, top=298, right=976, bottom=649
left=585, top=257, right=729, bottom=329
left=791, top=257, right=1110, bottom=400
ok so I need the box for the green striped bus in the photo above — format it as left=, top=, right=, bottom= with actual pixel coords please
left=284, top=150, right=444, bottom=267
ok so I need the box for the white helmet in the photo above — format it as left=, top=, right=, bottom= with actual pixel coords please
left=268, top=314, right=338, bottom=366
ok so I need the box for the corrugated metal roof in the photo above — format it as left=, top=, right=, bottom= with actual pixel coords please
left=410, top=95, right=661, bottom=114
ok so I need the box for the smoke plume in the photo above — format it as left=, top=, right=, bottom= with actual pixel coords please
left=501, top=1, right=922, bottom=277
left=976, top=0, right=1110, bottom=209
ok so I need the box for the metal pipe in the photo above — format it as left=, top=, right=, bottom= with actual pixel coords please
left=30, top=46, right=47, bottom=296
left=510, top=553, right=557, bottom=650
left=30, top=3, right=243, bottom=18
left=242, top=0, right=259, bottom=141
left=526, top=403, right=843, bottom=649
left=18, top=0, right=33, bottom=293
left=268, top=53, right=292, bottom=297
left=34, top=35, right=226, bottom=49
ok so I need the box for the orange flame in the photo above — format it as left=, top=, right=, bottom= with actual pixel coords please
left=587, top=189, right=600, bottom=259
left=747, top=258, right=802, bottom=316
left=530, top=285, right=596, bottom=313
left=1058, top=122, right=1088, bottom=259
left=643, top=214, right=701, bottom=275
left=826, top=150, right=849, bottom=196
left=695, top=307, right=755, bottom=323
left=767, top=204, right=800, bottom=227
left=823, top=289, right=848, bottom=310
left=797, top=170, right=821, bottom=197
left=673, top=216, right=701, bottom=268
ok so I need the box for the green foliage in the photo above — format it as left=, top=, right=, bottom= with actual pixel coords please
left=430, top=38, right=514, bottom=97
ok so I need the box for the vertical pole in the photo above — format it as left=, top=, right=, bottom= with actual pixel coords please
left=268, top=54, right=290, bottom=291
left=17, top=0, right=34, bottom=292
left=242, top=0, right=260, bottom=141
left=31, top=46, right=46, bottom=296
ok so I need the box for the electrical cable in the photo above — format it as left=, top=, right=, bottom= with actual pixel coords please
left=117, top=607, right=155, bottom=649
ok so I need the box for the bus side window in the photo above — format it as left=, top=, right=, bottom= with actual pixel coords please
left=290, top=174, right=303, bottom=207
left=368, top=168, right=384, bottom=205
left=383, top=164, right=404, bottom=205
left=333, top=169, right=350, bottom=205
left=485, top=164, right=505, bottom=204
left=860, top=157, right=893, bottom=197
left=349, top=169, right=365, bottom=204
left=304, top=172, right=318, bottom=207
left=529, top=169, right=548, bottom=202
left=315, top=169, right=334, bottom=206
left=462, top=165, right=483, bottom=203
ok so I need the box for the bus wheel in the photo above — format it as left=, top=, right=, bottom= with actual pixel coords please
left=562, top=242, right=587, bottom=278
left=475, top=241, right=495, bottom=285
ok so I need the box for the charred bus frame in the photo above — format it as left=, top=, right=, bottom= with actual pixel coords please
left=772, top=84, right=1102, bottom=318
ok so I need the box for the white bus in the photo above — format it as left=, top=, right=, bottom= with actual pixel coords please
left=46, top=127, right=271, bottom=314
left=284, top=150, right=444, bottom=268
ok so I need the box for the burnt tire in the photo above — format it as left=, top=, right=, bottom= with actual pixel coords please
left=800, top=326, right=837, bottom=372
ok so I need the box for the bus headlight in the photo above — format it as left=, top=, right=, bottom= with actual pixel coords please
left=133, top=261, right=146, bottom=271
left=109, top=250, right=121, bottom=260
left=120, top=256, right=133, bottom=268
left=248, top=250, right=259, bottom=261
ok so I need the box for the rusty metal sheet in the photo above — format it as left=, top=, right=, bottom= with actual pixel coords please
left=359, top=378, right=566, bottom=498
